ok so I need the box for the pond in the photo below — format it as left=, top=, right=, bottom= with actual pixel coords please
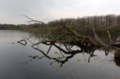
left=0, top=30, right=120, bottom=79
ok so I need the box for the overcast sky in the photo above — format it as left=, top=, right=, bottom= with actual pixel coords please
left=0, top=0, right=120, bottom=24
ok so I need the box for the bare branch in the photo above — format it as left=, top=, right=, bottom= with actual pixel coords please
left=107, top=31, right=114, bottom=43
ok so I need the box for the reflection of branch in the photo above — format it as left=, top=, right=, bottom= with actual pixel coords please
left=31, top=45, right=79, bottom=66
left=17, top=38, right=27, bottom=46
left=105, top=51, right=109, bottom=56
left=63, top=43, right=71, bottom=52
left=42, top=43, right=99, bottom=66
left=88, top=51, right=97, bottom=62
left=46, top=45, right=52, bottom=54
left=18, top=35, right=114, bottom=66
left=18, top=36, right=101, bottom=65
left=54, top=44, right=82, bottom=54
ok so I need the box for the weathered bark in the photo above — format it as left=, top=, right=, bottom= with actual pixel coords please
left=92, top=26, right=103, bottom=43
left=107, top=31, right=114, bottom=43
left=106, top=31, right=120, bottom=46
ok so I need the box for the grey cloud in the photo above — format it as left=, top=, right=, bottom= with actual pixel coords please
left=0, top=0, right=120, bottom=24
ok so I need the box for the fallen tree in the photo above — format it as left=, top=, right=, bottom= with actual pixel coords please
left=21, top=15, right=120, bottom=47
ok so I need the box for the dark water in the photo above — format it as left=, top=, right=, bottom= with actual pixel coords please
left=0, top=30, right=120, bottom=79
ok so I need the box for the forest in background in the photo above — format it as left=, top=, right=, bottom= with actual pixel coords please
left=0, top=24, right=27, bottom=30
left=1, top=14, right=120, bottom=37
left=26, top=14, right=120, bottom=37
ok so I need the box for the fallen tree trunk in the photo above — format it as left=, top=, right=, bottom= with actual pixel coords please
left=22, top=16, right=120, bottom=47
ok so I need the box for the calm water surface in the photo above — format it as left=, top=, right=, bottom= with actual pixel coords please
left=0, top=30, right=120, bottom=79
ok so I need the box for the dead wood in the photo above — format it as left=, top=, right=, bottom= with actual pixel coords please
left=92, top=26, right=103, bottom=43
left=17, top=37, right=27, bottom=46
left=22, top=16, right=120, bottom=47
left=107, top=31, right=114, bottom=43
left=22, top=15, right=54, bottom=39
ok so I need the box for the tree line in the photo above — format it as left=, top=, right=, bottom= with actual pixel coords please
left=1, top=14, right=120, bottom=35
left=0, top=24, right=27, bottom=30
left=26, top=14, right=120, bottom=37
left=47, top=14, right=120, bottom=28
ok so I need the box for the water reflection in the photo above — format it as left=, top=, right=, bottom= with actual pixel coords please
left=17, top=38, right=27, bottom=46
left=17, top=35, right=120, bottom=79
left=18, top=36, right=118, bottom=67
left=1, top=30, right=120, bottom=79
